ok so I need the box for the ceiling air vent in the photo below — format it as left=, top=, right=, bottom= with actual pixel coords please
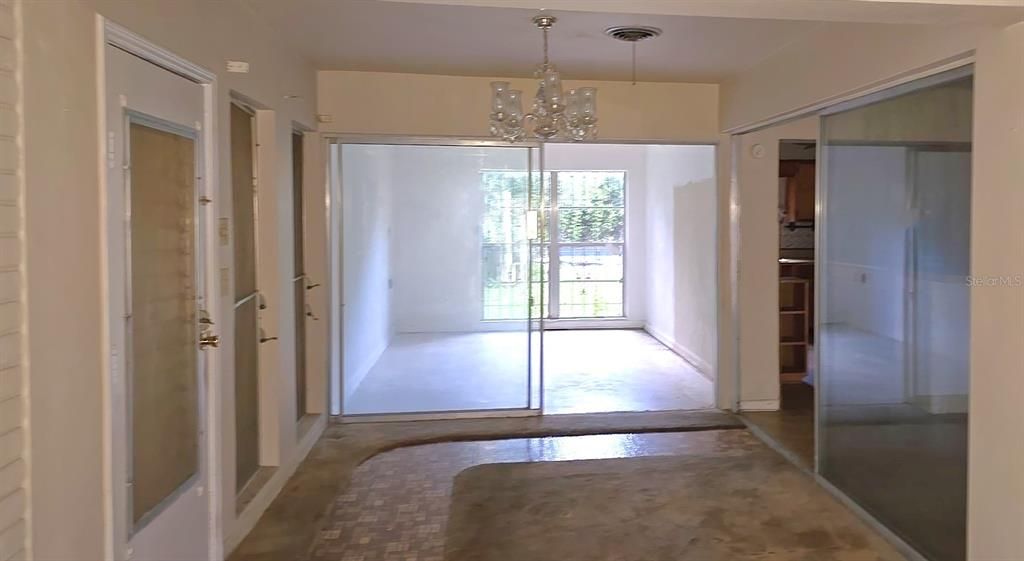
left=603, top=26, right=662, bottom=42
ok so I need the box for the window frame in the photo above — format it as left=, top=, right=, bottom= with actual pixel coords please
left=480, top=169, right=627, bottom=321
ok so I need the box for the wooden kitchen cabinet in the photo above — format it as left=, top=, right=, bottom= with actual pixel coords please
left=779, top=160, right=816, bottom=223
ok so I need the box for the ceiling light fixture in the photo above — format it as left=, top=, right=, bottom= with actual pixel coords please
left=489, top=14, right=598, bottom=143
left=604, top=25, right=662, bottom=85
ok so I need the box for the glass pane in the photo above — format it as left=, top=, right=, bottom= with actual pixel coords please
left=128, top=122, right=199, bottom=523
left=818, top=72, right=972, bottom=561
left=556, top=171, right=625, bottom=207
left=294, top=279, right=307, bottom=419
left=292, top=132, right=305, bottom=276
left=558, top=244, right=623, bottom=281
left=558, top=281, right=624, bottom=318
left=231, top=104, right=256, bottom=301
left=340, top=144, right=533, bottom=415
left=234, top=297, right=260, bottom=490
left=558, top=208, right=625, bottom=243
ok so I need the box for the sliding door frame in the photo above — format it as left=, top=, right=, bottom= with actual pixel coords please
left=323, top=135, right=722, bottom=421
left=726, top=55, right=975, bottom=561
left=324, top=134, right=543, bottom=422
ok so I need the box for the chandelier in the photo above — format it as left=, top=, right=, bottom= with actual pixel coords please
left=489, top=14, right=598, bottom=143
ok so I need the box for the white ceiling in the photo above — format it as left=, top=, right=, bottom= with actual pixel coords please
left=244, top=0, right=1024, bottom=83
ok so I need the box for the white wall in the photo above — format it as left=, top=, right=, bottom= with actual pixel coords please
left=390, top=146, right=530, bottom=332
left=341, top=145, right=394, bottom=400
left=644, top=145, right=718, bottom=375
left=823, top=145, right=908, bottom=341
left=968, top=21, right=1024, bottom=560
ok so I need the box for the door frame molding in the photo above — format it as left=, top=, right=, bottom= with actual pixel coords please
left=97, top=17, right=222, bottom=561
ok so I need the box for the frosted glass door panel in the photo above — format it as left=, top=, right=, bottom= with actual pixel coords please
left=230, top=103, right=261, bottom=490
left=128, top=122, right=199, bottom=525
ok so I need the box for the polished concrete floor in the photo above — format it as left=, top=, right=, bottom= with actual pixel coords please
left=344, top=329, right=713, bottom=415
left=229, top=410, right=743, bottom=561
left=743, top=383, right=815, bottom=468
left=310, top=431, right=902, bottom=561
left=743, top=323, right=970, bottom=561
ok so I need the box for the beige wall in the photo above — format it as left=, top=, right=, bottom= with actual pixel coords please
left=317, top=70, right=720, bottom=141
left=734, top=117, right=818, bottom=408
left=967, top=20, right=1024, bottom=561
left=719, top=22, right=997, bottom=131
left=22, top=1, right=321, bottom=559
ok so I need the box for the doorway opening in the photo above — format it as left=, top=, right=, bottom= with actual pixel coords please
left=744, top=139, right=817, bottom=467
left=329, top=141, right=716, bottom=418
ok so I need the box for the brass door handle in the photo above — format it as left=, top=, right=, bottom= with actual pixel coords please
left=199, top=334, right=220, bottom=350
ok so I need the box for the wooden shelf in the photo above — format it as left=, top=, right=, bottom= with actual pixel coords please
left=779, top=276, right=810, bottom=384
left=781, top=372, right=808, bottom=384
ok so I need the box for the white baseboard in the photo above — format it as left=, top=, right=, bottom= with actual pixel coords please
left=225, top=413, right=327, bottom=555
left=642, top=324, right=713, bottom=381
left=740, top=399, right=780, bottom=411
left=912, top=394, right=968, bottom=415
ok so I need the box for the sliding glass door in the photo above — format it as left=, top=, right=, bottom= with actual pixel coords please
left=817, top=69, right=972, bottom=561
left=336, top=142, right=542, bottom=416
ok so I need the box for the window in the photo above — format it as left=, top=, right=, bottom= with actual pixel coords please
left=481, top=170, right=626, bottom=320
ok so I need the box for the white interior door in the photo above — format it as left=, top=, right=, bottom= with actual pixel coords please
left=105, top=44, right=212, bottom=561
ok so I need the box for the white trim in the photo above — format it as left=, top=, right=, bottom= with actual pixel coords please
left=643, top=324, right=713, bottom=381
left=338, top=408, right=541, bottom=424
left=739, top=399, right=780, bottom=411
left=103, top=20, right=215, bottom=84
left=545, top=319, right=644, bottom=330
left=99, top=16, right=221, bottom=561
left=225, top=414, right=327, bottom=556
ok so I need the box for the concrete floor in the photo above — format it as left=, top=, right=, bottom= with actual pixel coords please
left=742, top=325, right=970, bottom=561
left=743, top=383, right=815, bottom=468
left=344, top=329, right=713, bottom=415
left=228, top=410, right=742, bottom=561
left=310, top=431, right=902, bottom=561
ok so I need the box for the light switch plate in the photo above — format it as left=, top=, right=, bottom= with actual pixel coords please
left=226, top=60, right=250, bottom=73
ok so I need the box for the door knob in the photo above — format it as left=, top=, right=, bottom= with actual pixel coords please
left=199, top=334, right=220, bottom=350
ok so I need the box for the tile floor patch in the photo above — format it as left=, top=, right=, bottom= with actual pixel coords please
left=310, top=431, right=758, bottom=560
